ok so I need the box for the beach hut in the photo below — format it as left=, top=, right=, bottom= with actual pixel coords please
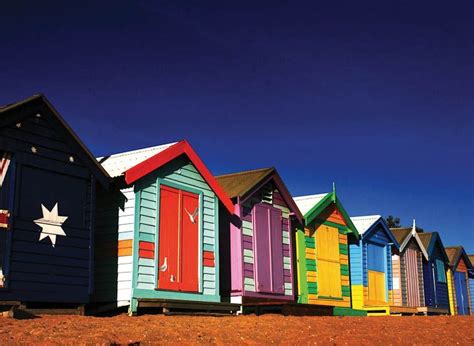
left=417, top=232, right=450, bottom=314
left=445, top=246, right=472, bottom=315
left=93, top=140, right=235, bottom=315
left=349, top=215, right=399, bottom=315
left=215, top=168, right=303, bottom=311
left=0, top=94, right=109, bottom=310
left=390, top=221, right=428, bottom=314
left=469, top=255, right=474, bottom=315
left=293, top=190, right=360, bottom=315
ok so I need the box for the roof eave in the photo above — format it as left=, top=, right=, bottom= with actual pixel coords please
left=0, top=94, right=111, bottom=189
left=125, top=140, right=235, bottom=214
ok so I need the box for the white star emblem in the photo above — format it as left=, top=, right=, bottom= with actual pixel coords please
left=34, top=203, right=68, bottom=247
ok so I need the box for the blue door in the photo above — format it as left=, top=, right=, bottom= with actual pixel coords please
left=454, top=271, right=469, bottom=315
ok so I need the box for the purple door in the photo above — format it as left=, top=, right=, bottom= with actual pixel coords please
left=254, top=205, right=272, bottom=293
left=253, top=204, right=284, bottom=294
left=270, top=208, right=284, bottom=294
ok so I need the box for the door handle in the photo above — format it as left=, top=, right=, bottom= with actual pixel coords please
left=160, top=257, right=168, bottom=272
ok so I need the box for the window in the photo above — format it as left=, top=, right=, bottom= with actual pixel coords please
left=436, top=259, right=447, bottom=283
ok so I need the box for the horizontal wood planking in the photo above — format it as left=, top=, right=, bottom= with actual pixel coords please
left=240, top=186, right=294, bottom=297
left=0, top=112, right=99, bottom=304
left=203, top=251, right=215, bottom=267
left=139, top=241, right=155, bottom=259
left=134, top=157, right=218, bottom=298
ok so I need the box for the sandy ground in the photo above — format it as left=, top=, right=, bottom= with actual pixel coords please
left=0, top=314, right=473, bottom=345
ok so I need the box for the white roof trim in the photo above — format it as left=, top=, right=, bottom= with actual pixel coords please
left=293, top=193, right=328, bottom=216
left=399, top=225, right=429, bottom=260
left=350, top=215, right=382, bottom=235
left=97, top=142, right=177, bottom=178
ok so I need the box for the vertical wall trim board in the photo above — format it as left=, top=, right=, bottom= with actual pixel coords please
left=131, top=186, right=141, bottom=308
left=214, top=195, right=220, bottom=297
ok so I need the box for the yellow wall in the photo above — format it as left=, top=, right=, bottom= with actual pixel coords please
left=447, top=268, right=456, bottom=315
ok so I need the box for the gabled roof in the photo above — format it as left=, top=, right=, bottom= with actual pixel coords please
left=293, top=194, right=327, bottom=216
left=0, top=94, right=110, bottom=188
left=98, top=142, right=176, bottom=178
left=469, top=255, right=474, bottom=276
left=445, top=246, right=473, bottom=270
left=390, top=221, right=429, bottom=260
left=417, top=232, right=449, bottom=262
left=350, top=215, right=399, bottom=248
left=390, top=228, right=412, bottom=245
left=293, top=192, right=359, bottom=238
left=99, top=140, right=234, bottom=214
left=216, top=167, right=303, bottom=224
left=216, top=168, right=274, bottom=199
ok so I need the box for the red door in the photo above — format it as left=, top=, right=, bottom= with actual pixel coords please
left=158, top=185, right=199, bottom=292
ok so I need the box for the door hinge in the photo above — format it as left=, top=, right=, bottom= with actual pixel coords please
left=0, top=210, right=10, bottom=230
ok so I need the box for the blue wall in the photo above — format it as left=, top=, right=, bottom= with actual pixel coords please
left=422, top=242, right=449, bottom=309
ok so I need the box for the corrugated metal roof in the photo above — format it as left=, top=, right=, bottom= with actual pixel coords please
left=98, top=142, right=177, bottom=178
left=350, top=215, right=381, bottom=235
left=293, top=193, right=328, bottom=216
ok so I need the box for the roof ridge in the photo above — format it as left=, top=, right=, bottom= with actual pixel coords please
left=216, top=167, right=274, bottom=178
left=293, top=193, right=329, bottom=200
left=0, top=94, right=43, bottom=112
left=351, top=214, right=381, bottom=219
left=98, top=142, right=177, bottom=160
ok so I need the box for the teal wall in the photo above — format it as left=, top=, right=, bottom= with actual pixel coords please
left=131, top=156, right=220, bottom=311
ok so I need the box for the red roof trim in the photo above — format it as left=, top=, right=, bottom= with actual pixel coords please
left=125, top=140, right=234, bottom=214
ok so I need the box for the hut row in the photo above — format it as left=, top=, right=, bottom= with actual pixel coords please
left=0, top=95, right=472, bottom=316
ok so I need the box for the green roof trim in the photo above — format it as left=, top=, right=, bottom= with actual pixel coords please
left=304, top=192, right=360, bottom=239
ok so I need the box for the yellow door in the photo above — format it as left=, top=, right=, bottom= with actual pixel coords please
left=368, top=270, right=386, bottom=304
left=316, top=225, right=342, bottom=298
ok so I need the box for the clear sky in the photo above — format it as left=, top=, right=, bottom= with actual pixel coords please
left=1, top=1, right=473, bottom=252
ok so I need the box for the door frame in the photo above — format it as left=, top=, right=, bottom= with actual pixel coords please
left=155, top=179, right=204, bottom=294
left=251, top=203, right=284, bottom=295
left=366, top=239, right=388, bottom=304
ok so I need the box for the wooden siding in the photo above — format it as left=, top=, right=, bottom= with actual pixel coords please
left=296, top=202, right=351, bottom=307
left=457, top=258, right=468, bottom=272
left=133, top=156, right=219, bottom=303
left=238, top=185, right=293, bottom=298
left=469, top=277, right=474, bottom=315
left=422, top=244, right=449, bottom=309
left=0, top=111, right=96, bottom=304
left=447, top=268, right=456, bottom=315
left=93, top=187, right=135, bottom=307
left=399, top=239, right=425, bottom=308
left=350, top=223, right=392, bottom=311
left=391, top=254, right=402, bottom=306
left=349, top=240, right=363, bottom=309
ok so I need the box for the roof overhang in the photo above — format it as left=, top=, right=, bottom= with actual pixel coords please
left=240, top=169, right=304, bottom=224
left=364, top=217, right=400, bottom=249
left=305, top=192, right=360, bottom=239
left=399, top=231, right=429, bottom=260
left=0, top=94, right=111, bottom=189
left=125, top=140, right=234, bottom=214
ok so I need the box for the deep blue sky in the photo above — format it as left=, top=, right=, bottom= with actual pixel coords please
left=1, top=1, right=473, bottom=252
